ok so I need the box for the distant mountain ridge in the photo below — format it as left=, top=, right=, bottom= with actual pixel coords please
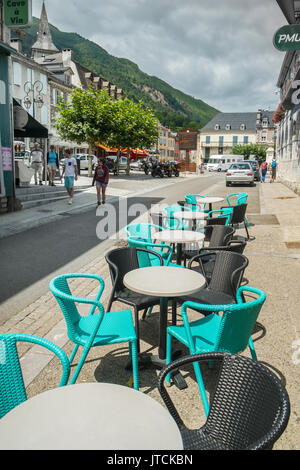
left=15, top=17, right=219, bottom=131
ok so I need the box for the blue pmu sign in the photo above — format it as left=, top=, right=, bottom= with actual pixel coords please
left=4, top=0, right=32, bottom=28
left=274, top=24, right=300, bottom=51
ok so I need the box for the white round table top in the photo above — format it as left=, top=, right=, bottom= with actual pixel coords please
left=124, top=266, right=205, bottom=297
left=153, top=229, right=205, bottom=244
left=0, top=383, right=183, bottom=450
left=174, top=211, right=208, bottom=220
left=195, top=196, right=224, bottom=204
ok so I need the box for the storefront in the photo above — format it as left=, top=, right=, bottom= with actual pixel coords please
left=0, top=40, right=15, bottom=212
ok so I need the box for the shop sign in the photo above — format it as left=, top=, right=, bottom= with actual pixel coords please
left=179, top=130, right=198, bottom=151
left=4, top=0, right=32, bottom=28
left=274, top=24, right=300, bottom=51
left=2, top=147, right=12, bottom=171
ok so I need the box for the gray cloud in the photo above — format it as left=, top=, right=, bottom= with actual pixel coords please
left=33, top=0, right=287, bottom=112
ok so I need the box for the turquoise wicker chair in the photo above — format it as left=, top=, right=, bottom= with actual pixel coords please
left=165, top=286, right=266, bottom=416
left=207, top=208, right=233, bottom=226
left=163, top=205, right=192, bottom=230
left=126, top=223, right=173, bottom=265
left=0, top=333, right=70, bottom=419
left=185, top=194, right=209, bottom=213
left=49, top=273, right=139, bottom=389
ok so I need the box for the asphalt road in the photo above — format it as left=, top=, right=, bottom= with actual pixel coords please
left=0, top=173, right=259, bottom=323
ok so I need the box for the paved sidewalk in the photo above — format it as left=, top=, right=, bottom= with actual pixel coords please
left=0, top=180, right=299, bottom=450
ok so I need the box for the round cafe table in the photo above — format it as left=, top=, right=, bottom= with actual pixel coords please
left=124, top=266, right=205, bottom=389
left=153, top=229, right=205, bottom=265
left=0, top=383, right=183, bottom=450
left=196, top=196, right=224, bottom=212
left=174, top=210, right=208, bottom=231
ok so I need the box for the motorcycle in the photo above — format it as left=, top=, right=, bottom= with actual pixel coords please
left=142, top=160, right=150, bottom=175
left=171, top=162, right=180, bottom=177
left=151, top=161, right=164, bottom=178
left=163, top=162, right=172, bottom=177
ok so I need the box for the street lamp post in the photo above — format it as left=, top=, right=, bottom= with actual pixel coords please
left=23, top=80, right=48, bottom=185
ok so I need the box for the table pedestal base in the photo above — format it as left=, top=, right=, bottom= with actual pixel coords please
left=125, top=350, right=187, bottom=390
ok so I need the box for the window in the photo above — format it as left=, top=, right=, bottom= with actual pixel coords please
left=40, top=105, right=48, bottom=125
left=13, top=62, right=22, bottom=86
left=240, top=124, right=246, bottom=131
left=215, top=124, right=220, bottom=130
left=262, top=118, right=268, bottom=127
left=40, top=73, right=47, bottom=94
left=261, top=131, right=267, bottom=142
left=244, top=136, right=249, bottom=144
left=233, top=136, right=238, bottom=146
left=205, top=147, right=210, bottom=158
left=218, top=147, right=223, bottom=154
left=219, top=136, right=224, bottom=144
left=225, top=124, right=231, bottom=130
left=206, top=136, right=210, bottom=144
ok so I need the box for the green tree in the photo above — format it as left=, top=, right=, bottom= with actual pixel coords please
left=56, top=86, right=115, bottom=176
left=106, top=98, right=159, bottom=174
left=232, top=143, right=268, bottom=163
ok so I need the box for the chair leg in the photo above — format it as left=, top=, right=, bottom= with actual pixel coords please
left=130, top=340, right=139, bottom=390
left=244, top=220, right=250, bottom=240
left=141, top=308, right=148, bottom=320
left=166, top=332, right=173, bottom=385
left=106, top=296, right=114, bottom=313
left=69, top=345, right=92, bottom=385
left=244, top=216, right=250, bottom=228
left=69, top=344, right=79, bottom=365
left=192, top=360, right=210, bottom=418
left=134, top=306, right=141, bottom=353
left=172, top=300, right=177, bottom=326
left=248, top=337, right=257, bottom=361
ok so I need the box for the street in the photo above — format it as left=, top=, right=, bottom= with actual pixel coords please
left=0, top=172, right=231, bottom=322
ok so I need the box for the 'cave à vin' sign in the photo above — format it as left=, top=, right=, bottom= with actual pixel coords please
left=4, top=0, right=32, bottom=28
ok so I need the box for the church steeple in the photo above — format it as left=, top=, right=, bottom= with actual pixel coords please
left=31, top=2, right=59, bottom=60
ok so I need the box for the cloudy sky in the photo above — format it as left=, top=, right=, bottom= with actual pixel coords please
left=33, top=0, right=287, bottom=112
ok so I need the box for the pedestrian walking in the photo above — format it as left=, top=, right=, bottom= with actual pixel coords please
left=271, top=157, right=277, bottom=182
left=31, top=143, right=44, bottom=185
left=47, top=145, right=60, bottom=186
left=92, top=157, right=109, bottom=206
left=260, top=160, right=268, bottom=183
left=61, top=149, right=78, bottom=205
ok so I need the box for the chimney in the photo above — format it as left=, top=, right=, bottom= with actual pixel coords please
left=10, top=39, right=22, bottom=53
left=62, top=49, right=74, bottom=66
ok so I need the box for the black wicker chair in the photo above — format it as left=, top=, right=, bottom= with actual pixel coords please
left=183, top=224, right=236, bottom=267
left=158, top=352, right=290, bottom=450
left=105, top=247, right=163, bottom=352
left=227, top=203, right=251, bottom=240
left=177, top=250, right=248, bottom=309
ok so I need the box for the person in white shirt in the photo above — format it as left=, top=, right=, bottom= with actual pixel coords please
left=31, top=143, right=44, bottom=185
left=61, top=149, right=78, bottom=204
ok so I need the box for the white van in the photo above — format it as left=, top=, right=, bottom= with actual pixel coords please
left=207, top=154, right=244, bottom=172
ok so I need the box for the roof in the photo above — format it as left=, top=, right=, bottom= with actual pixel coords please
left=201, top=112, right=258, bottom=131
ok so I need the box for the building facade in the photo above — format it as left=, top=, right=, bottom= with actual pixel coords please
left=199, top=111, right=275, bottom=163
left=274, top=1, right=300, bottom=195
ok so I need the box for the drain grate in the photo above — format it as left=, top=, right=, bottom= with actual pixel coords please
left=285, top=241, right=300, bottom=249
left=247, top=214, right=279, bottom=225
left=37, top=209, right=53, bottom=213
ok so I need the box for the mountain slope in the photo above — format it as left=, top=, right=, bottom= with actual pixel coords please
left=16, top=18, right=219, bottom=131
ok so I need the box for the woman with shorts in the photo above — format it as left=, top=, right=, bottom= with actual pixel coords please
left=92, top=157, right=110, bottom=206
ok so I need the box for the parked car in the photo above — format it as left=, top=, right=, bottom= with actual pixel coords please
left=106, top=155, right=128, bottom=174
left=248, top=160, right=260, bottom=181
left=73, top=154, right=98, bottom=171
left=226, top=162, right=254, bottom=187
left=130, top=160, right=143, bottom=171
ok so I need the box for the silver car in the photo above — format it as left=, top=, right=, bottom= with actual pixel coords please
left=226, top=162, right=254, bottom=187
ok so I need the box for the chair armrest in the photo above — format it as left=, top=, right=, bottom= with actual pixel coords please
left=235, top=286, right=266, bottom=305
left=12, top=333, right=70, bottom=386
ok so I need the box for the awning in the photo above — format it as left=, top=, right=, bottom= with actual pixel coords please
left=0, top=40, right=16, bottom=56
left=13, top=99, right=48, bottom=138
